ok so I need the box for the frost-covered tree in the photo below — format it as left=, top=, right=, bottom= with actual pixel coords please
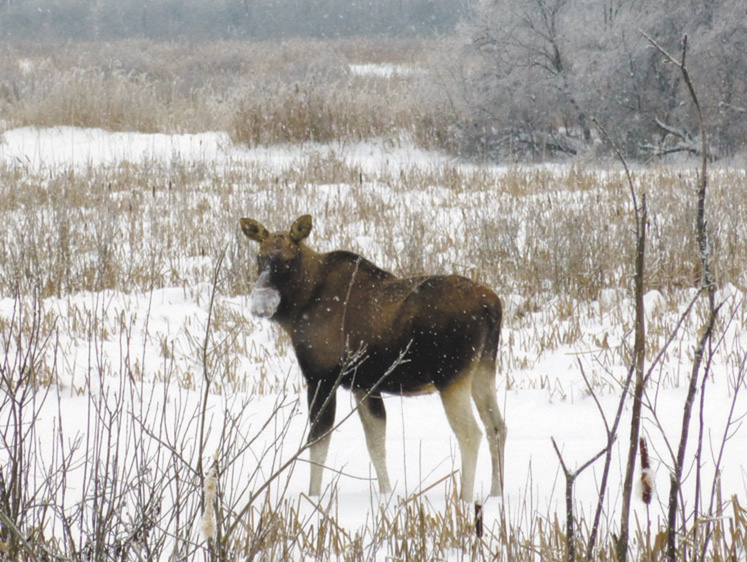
left=458, top=0, right=588, bottom=159
left=454, top=0, right=746, bottom=160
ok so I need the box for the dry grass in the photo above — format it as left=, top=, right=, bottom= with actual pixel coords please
left=1, top=154, right=743, bottom=303
left=215, top=477, right=747, bottom=560
left=0, top=38, right=442, bottom=144
left=1, top=36, right=746, bottom=561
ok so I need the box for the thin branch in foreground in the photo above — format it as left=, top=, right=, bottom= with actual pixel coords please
left=700, top=348, right=747, bottom=558
left=221, top=342, right=411, bottom=543
left=591, top=113, right=647, bottom=562
left=577, top=358, right=629, bottom=561
left=642, top=31, right=718, bottom=562
left=551, top=437, right=607, bottom=562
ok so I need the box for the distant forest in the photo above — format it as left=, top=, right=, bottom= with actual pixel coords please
left=449, top=0, right=746, bottom=160
left=0, top=0, right=463, bottom=40
left=1, top=0, right=744, bottom=160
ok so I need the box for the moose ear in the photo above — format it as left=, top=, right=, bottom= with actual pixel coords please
left=240, top=218, right=269, bottom=243
left=290, top=215, right=313, bottom=243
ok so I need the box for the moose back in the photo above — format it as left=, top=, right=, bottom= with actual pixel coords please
left=240, top=214, right=506, bottom=501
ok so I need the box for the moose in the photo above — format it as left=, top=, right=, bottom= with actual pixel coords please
left=240, top=214, right=506, bottom=501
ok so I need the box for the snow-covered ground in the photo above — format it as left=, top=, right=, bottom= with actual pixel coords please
left=1, top=127, right=745, bottom=558
left=0, top=126, right=457, bottom=176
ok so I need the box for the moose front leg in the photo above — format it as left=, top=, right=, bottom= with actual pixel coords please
left=307, top=378, right=337, bottom=496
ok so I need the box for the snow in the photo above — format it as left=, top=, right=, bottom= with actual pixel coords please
left=0, top=126, right=457, bottom=176
left=349, top=63, right=422, bottom=78
left=1, top=127, right=745, bottom=558
left=1, top=126, right=233, bottom=170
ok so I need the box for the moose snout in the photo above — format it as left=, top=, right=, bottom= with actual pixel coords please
left=250, top=270, right=281, bottom=318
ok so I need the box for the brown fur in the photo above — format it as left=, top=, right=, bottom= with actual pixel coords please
left=241, top=214, right=506, bottom=500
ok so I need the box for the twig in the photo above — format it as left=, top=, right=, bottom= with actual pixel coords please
left=643, top=288, right=703, bottom=385
left=196, top=247, right=227, bottom=559
left=700, top=348, right=747, bottom=558
left=577, top=359, right=629, bottom=561
left=197, top=247, right=227, bottom=483
left=222, top=342, right=411, bottom=541
left=592, top=113, right=647, bottom=562
left=551, top=437, right=607, bottom=562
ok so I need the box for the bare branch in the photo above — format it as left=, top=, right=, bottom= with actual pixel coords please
left=222, top=342, right=411, bottom=541
left=642, top=31, right=719, bottom=562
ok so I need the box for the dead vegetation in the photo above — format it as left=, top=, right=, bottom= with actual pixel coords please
left=1, top=36, right=746, bottom=560
left=0, top=38, right=440, bottom=146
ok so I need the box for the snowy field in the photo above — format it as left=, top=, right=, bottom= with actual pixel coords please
left=1, top=127, right=745, bottom=559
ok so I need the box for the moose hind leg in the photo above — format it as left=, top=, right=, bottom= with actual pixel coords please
left=307, top=380, right=337, bottom=496
left=471, top=361, right=506, bottom=496
left=440, top=375, right=482, bottom=502
left=354, top=389, right=392, bottom=494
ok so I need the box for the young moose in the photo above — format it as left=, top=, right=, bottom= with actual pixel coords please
left=240, top=215, right=506, bottom=501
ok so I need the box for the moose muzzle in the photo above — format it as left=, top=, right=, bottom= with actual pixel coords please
left=250, top=270, right=281, bottom=318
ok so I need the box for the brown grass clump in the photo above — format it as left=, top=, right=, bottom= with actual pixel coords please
left=0, top=38, right=440, bottom=144
left=0, top=153, right=744, bottom=300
